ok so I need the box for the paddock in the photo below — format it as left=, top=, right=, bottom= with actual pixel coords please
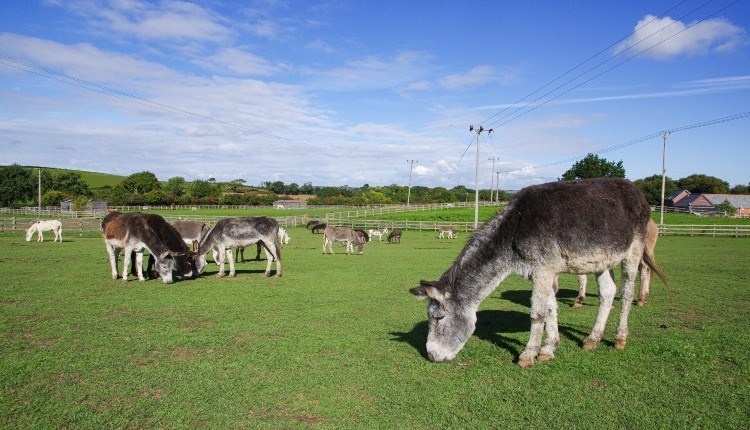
left=1, top=228, right=748, bottom=428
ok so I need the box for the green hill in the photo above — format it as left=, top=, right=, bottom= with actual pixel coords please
left=22, top=166, right=125, bottom=190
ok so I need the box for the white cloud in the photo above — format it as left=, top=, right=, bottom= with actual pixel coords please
left=305, top=51, right=434, bottom=91
left=615, top=15, right=746, bottom=60
left=196, top=47, right=281, bottom=76
left=438, top=65, right=521, bottom=90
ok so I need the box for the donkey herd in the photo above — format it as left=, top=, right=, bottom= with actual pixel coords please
left=25, top=178, right=667, bottom=368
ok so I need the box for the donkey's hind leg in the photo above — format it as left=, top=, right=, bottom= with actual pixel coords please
left=615, top=251, right=641, bottom=350
left=262, top=238, right=281, bottom=277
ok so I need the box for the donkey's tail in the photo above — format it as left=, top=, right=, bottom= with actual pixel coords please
left=642, top=251, right=668, bottom=286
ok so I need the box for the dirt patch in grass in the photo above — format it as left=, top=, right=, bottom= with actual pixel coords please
left=171, top=346, right=212, bottom=361
left=179, top=319, right=215, bottom=330
left=246, top=405, right=322, bottom=425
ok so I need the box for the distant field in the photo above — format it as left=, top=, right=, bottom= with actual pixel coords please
left=29, top=166, right=125, bottom=189
left=137, top=207, right=334, bottom=219
left=1, top=229, right=748, bottom=428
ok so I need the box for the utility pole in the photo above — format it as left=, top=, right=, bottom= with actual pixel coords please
left=406, top=160, right=418, bottom=207
left=37, top=168, right=41, bottom=213
left=470, top=125, right=493, bottom=229
left=488, top=157, right=497, bottom=203
left=659, top=132, right=670, bottom=226
left=495, top=170, right=501, bottom=204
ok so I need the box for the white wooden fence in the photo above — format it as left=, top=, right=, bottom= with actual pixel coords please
left=3, top=215, right=749, bottom=238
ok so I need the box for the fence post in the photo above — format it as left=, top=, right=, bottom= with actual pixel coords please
left=13, top=217, right=16, bottom=232
left=79, top=219, right=84, bottom=237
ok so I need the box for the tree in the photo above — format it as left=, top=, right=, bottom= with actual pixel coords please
left=120, top=171, right=161, bottom=195
left=714, top=199, right=736, bottom=216
left=634, top=175, right=678, bottom=205
left=164, top=177, right=187, bottom=197
left=190, top=179, right=217, bottom=198
left=0, top=164, right=34, bottom=207
left=562, top=153, right=625, bottom=180
left=52, top=171, right=91, bottom=197
left=299, top=182, right=314, bottom=195
left=730, top=184, right=749, bottom=194
left=41, top=190, right=66, bottom=207
left=677, top=174, right=729, bottom=194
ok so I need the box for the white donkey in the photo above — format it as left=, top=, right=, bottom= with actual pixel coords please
left=437, top=225, right=457, bottom=239
left=368, top=227, right=389, bottom=242
left=26, top=220, right=63, bottom=242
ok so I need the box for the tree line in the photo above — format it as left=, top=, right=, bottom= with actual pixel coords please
left=1, top=156, right=747, bottom=208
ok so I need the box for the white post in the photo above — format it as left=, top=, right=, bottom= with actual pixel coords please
left=660, top=132, right=670, bottom=226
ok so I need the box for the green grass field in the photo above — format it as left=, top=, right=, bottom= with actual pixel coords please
left=1, top=228, right=748, bottom=429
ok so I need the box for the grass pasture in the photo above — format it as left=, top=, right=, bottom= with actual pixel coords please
left=1, top=228, right=749, bottom=429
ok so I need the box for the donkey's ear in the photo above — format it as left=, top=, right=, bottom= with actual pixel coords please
left=410, top=280, right=448, bottom=302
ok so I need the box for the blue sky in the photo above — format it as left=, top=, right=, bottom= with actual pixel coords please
left=1, top=0, right=748, bottom=190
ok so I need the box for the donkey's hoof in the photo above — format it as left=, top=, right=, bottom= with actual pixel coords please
left=582, top=338, right=598, bottom=350
left=216, top=273, right=224, bottom=278
left=537, top=352, right=554, bottom=362
left=573, top=302, right=583, bottom=309
left=276, top=273, right=282, bottom=277
left=229, top=272, right=236, bottom=277
left=264, top=271, right=271, bottom=277
left=517, top=356, right=535, bottom=368
left=637, top=299, right=646, bottom=307
left=615, top=338, right=627, bottom=350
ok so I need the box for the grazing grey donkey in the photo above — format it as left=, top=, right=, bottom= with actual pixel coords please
left=410, top=178, right=667, bottom=368
left=171, top=220, right=210, bottom=251
left=323, top=226, right=363, bottom=255
left=195, top=217, right=281, bottom=277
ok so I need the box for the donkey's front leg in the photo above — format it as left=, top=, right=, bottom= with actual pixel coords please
left=519, top=272, right=555, bottom=368
left=227, top=246, right=236, bottom=277
left=37, top=230, right=43, bottom=242
left=574, top=274, right=588, bottom=308
left=121, top=246, right=133, bottom=282
left=538, top=286, right=560, bottom=362
left=216, top=245, right=226, bottom=277
left=106, top=242, right=119, bottom=279
left=135, top=249, right=145, bottom=282
left=583, top=270, right=617, bottom=349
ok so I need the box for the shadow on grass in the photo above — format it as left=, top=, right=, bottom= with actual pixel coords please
left=498, top=289, right=613, bottom=348
left=390, top=309, right=529, bottom=360
left=500, top=288, right=600, bottom=309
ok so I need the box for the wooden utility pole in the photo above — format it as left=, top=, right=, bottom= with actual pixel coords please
left=406, top=160, right=418, bottom=207
left=488, top=157, right=496, bottom=203
left=495, top=170, right=501, bottom=204
left=660, top=132, right=670, bottom=226
left=470, top=126, right=493, bottom=229
left=37, top=168, right=41, bottom=213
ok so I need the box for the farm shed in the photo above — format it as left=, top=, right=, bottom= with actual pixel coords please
left=273, top=200, right=307, bottom=209
left=87, top=200, right=108, bottom=215
left=60, top=200, right=72, bottom=212
left=704, top=194, right=750, bottom=217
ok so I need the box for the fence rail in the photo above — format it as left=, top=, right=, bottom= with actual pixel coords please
left=3, top=215, right=749, bottom=238
left=658, top=224, right=750, bottom=237
left=325, top=201, right=501, bottom=221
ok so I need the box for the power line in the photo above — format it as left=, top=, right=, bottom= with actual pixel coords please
left=448, top=0, right=733, bottom=187
left=502, top=110, right=750, bottom=176
left=487, top=0, right=740, bottom=129
left=478, top=0, right=692, bottom=126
